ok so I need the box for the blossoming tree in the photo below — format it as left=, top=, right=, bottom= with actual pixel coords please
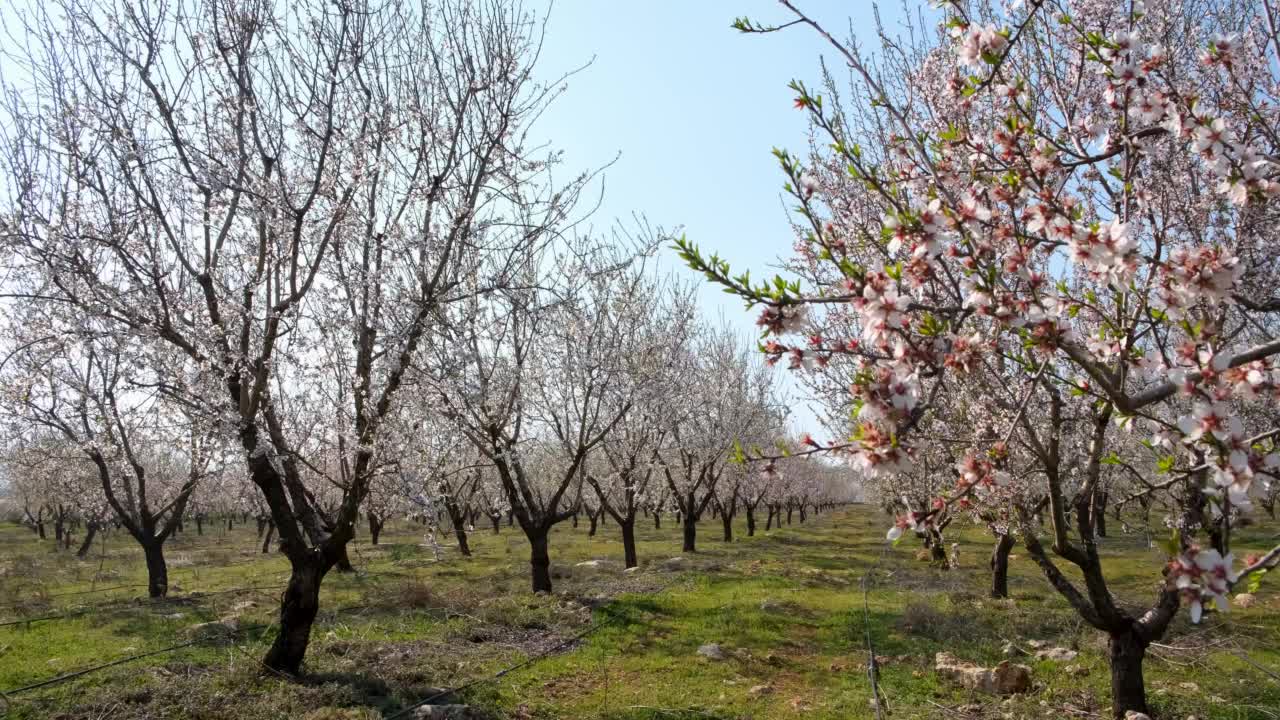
left=679, top=0, right=1280, bottom=715
left=1, top=0, right=595, bottom=673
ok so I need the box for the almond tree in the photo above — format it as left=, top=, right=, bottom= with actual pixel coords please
left=1, top=0, right=594, bottom=673
left=0, top=335, right=206, bottom=596
left=661, top=325, right=776, bottom=553
left=682, top=1, right=1280, bottom=715
left=584, top=276, right=697, bottom=567
left=429, top=242, right=654, bottom=591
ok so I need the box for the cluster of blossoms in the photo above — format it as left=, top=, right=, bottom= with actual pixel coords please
left=1151, top=246, right=1242, bottom=319
left=1169, top=547, right=1236, bottom=623
left=953, top=451, right=1011, bottom=500
left=771, top=1, right=1280, bottom=630
left=755, top=304, right=810, bottom=335
left=1169, top=349, right=1280, bottom=511
left=1066, top=219, right=1138, bottom=288
left=853, top=272, right=910, bottom=346
left=886, top=497, right=933, bottom=542
left=954, top=23, right=1009, bottom=68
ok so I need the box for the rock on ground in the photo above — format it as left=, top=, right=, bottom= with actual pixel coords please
left=410, top=706, right=485, bottom=720
left=660, top=557, right=687, bottom=571
left=697, top=643, right=727, bottom=661
left=185, top=620, right=238, bottom=641
left=934, top=652, right=1031, bottom=695
left=1034, top=647, right=1078, bottom=662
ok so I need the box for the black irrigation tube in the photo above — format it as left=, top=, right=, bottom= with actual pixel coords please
left=1, top=600, right=388, bottom=699
left=0, top=584, right=289, bottom=628
left=0, top=562, right=401, bottom=621
left=0, top=557, right=293, bottom=611
left=0, top=622, right=273, bottom=699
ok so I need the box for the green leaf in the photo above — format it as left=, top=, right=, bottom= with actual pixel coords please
left=1246, top=568, right=1266, bottom=594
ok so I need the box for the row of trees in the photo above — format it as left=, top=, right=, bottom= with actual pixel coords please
left=3, top=435, right=849, bottom=565
left=0, top=0, right=863, bottom=676
left=681, top=1, right=1280, bottom=718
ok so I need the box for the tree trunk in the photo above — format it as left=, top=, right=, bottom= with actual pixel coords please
left=766, top=507, right=775, bottom=531
left=444, top=500, right=470, bottom=557
left=682, top=513, right=697, bottom=553
left=55, top=517, right=65, bottom=545
left=334, top=543, right=354, bottom=573
left=257, top=517, right=267, bottom=538
left=720, top=510, right=733, bottom=542
left=798, top=506, right=807, bottom=523
left=262, top=521, right=276, bottom=554
left=529, top=530, right=552, bottom=593
left=227, top=515, right=234, bottom=531
left=367, top=512, right=382, bottom=545
left=1108, top=628, right=1150, bottom=719
left=143, top=541, right=169, bottom=598
left=621, top=520, right=638, bottom=569
left=76, top=522, right=99, bottom=559
left=490, top=515, right=500, bottom=534
left=653, top=510, right=661, bottom=530
left=1095, top=493, right=1108, bottom=537
left=786, top=507, right=793, bottom=525
left=572, top=512, right=579, bottom=529
left=990, top=533, right=1016, bottom=599
left=263, top=558, right=325, bottom=675
left=746, top=506, right=756, bottom=536
left=454, top=522, right=471, bottom=557
left=36, top=519, right=46, bottom=539
left=588, top=511, right=598, bottom=537
left=928, top=534, right=948, bottom=567
left=195, top=515, right=204, bottom=535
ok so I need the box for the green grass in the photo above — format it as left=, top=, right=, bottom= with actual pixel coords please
left=0, top=509, right=1277, bottom=719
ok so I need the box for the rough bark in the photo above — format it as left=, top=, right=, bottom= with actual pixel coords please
left=143, top=541, right=168, bottom=598
left=530, top=530, right=552, bottom=593
left=990, top=533, right=1016, bottom=599
left=76, top=522, right=99, bottom=559
left=682, top=513, right=697, bottom=553
left=1095, top=492, right=1108, bottom=537
left=621, top=521, right=638, bottom=569
left=334, top=544, right=355, bottom=573
left=1108, top=628, right=1150, bottom=719
left=444, top=499, right=470, bottom=556
left=745, top=506, right=756, bottom=536
left=262, top=521, right=276, bottom=554
left=263, top=558, right=326, bottom=674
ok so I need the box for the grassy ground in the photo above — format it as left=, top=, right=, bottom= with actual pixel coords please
left=0, top=507, right=1276, bottom=719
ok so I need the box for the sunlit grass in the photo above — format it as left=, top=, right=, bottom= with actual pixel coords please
left=0, top=508, right=1276, bottom=719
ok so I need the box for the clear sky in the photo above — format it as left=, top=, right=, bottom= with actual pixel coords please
left=0, top=0, right=915, bottom=437
left=530, top=1, right=912, bottom=436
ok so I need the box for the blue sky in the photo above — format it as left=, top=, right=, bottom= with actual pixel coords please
left=531, top=1, right=911, bottom=436
left=0, top=0, right=913, bottom=437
